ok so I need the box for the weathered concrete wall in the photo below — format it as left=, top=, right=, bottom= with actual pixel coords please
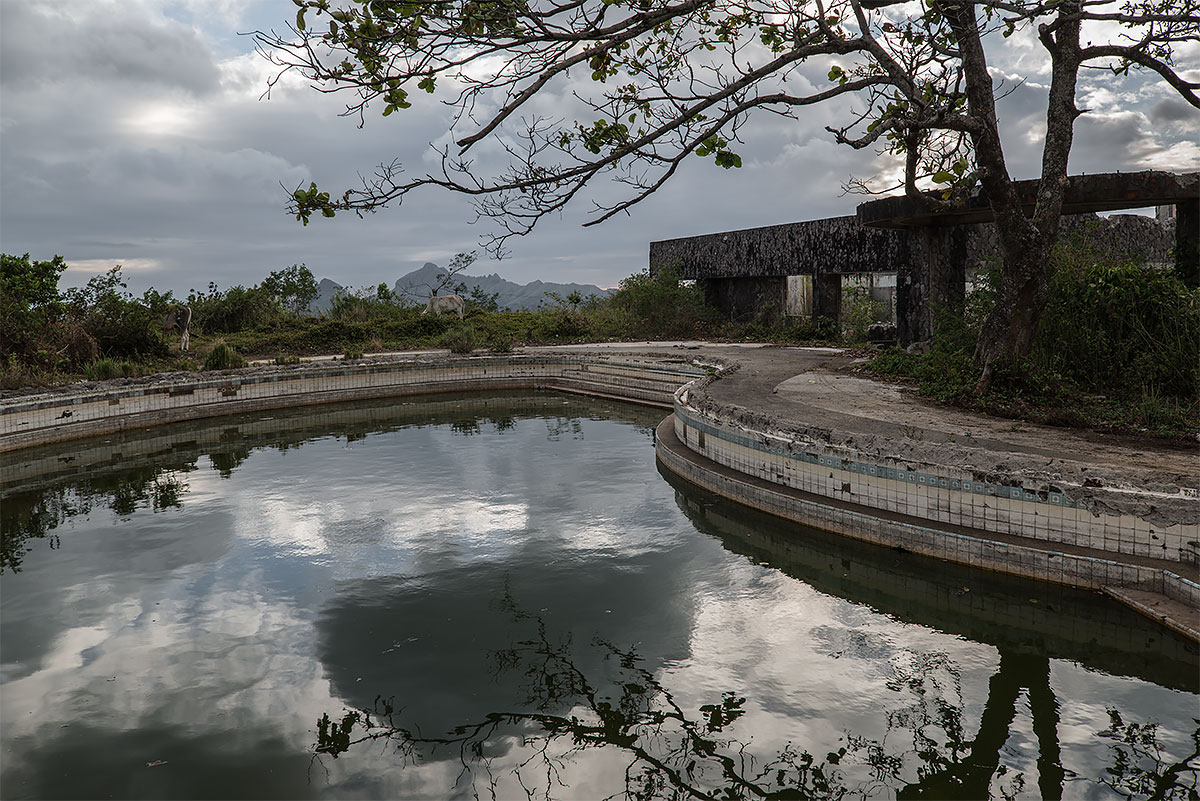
left=698, top=276, right=786, bottom=323
left=650, top=216, right=921, bottom=279
left=657, top=420, right=1199, bottom=642
left=652, top=213, right=1174, bottom=281
left=652, top=212, right=1176, bottom=343
left=659, top=370, right=1200, bottom=639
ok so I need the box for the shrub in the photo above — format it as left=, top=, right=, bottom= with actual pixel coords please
left=343, top=347, right=364, bottom=360
left=841, top=283, right=889, bottom=344
left=606, top=267, right=719, bottom=339
left=84, top=358, right=122, bottom=381
left=487, top=336, right=516, bottom=353
left=1030, top=252, right=1198, bottom=400
left=441, top=325, right=479, bottom=354
left=188, top=283, right=277, bottom=333
left=62, top=267, right=169, bottom=361
left=274, top=354, right=301, bottom=365
left=204, top=342, right=246, bottom=370
left=1, top=253, right=67, bottom=364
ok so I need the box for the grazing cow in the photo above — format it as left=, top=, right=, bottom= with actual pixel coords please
left=160, top=304, right=192, bottom=352
left=422, top=294, right=466, bottom=320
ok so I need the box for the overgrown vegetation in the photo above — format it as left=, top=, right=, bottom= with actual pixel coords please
left=1, top=256, right=766, bottom=389
left=841, top=281, right=891, bottom=344
left=1, top=256, right=184, bottom=387
left=867, top=237, right=1199, bottom=438
left=6, top=248, right=1194, bottom=440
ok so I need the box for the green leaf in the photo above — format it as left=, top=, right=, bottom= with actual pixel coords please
left=932, top=170, right=955, bottom=183
left=296, top=8, right=306, bottom=30
left=418, top=76, right=436, bottom=93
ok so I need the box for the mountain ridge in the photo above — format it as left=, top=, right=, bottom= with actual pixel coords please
left=309, top=264, right=613, bottom=314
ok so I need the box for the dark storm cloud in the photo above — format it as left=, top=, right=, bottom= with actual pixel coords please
left=1150, top=98, right=1200, bottom=125
left=0, top=2, right=220, bottom=95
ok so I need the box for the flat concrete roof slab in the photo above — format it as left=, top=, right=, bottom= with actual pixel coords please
left=858, top=170, right=1198, bottom=228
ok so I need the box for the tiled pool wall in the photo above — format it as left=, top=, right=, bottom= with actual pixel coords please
left=657, top=418, right=1200, bottom=621
left=671, top=394, right=1198, bottom=567
left=0, top=356, right=707, bottom=453
left=0, top=393, right=625, bottom=489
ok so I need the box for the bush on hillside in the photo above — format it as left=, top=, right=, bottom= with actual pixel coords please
left=204, top=342, right=246, bottom=370
left=605, top=267, right=719, bottom=339
left=188, top=282, right=277, bottom=333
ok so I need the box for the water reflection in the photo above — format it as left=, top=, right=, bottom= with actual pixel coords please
left=660, top=467, right=1200, bottom=694
left=0, top=392, right=653, bottom=575
left=1, top=392, right=1197, bottom=800
left=312, top=601, right=1196, bottom=800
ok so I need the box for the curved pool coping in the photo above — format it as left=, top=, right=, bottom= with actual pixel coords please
left=2, top=349, right=1197, bottom=641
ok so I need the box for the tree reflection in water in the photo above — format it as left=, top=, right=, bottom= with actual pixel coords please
left=1, top=467, right=189, bottom=573
left=313, top=599, right=1199, bottom=800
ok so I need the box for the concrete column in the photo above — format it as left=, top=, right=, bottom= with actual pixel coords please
left=929, top=227, right=967, bottom=329
left=897, top=237, right=929, bottom=347
left=812, top=273, right=842, bottom=331
left=1176, top=198, right=1198, bottom=289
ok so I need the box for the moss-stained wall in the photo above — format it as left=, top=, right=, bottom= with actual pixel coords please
left=649, top=216, right=922, bottom=278
left=650, top=213, right=1174, bottom=281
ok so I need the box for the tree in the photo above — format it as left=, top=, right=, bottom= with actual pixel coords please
left=263, top=263, right=319, bottom=316
left=257, top=0, right=1199, bottom=387
left=62, top=267, right=170, bottom=359
left=1, top=253, right=66, bottom=362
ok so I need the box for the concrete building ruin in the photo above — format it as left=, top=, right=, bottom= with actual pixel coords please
left=649, top=170, right=1198, bottom=345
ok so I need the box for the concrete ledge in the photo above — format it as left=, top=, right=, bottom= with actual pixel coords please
left=672, top=376, right=1199, bottom=566
left=0, top=354, right=708, bottom=453
left=655, top=417, right=1199, bottom=641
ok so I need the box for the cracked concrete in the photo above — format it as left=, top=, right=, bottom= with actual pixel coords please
left=663, top=345, right=1198, bottom=528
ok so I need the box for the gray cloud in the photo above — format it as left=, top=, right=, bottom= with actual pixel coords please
left=0, top=2, right=220, bottom=95
left=1150, top=98, right=1200, bottom=125
left=1, top=1, right=1197, bottom=298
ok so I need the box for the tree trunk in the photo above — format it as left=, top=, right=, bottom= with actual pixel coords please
left=972, top=241, right=1055, bottom=390
left=941, top=0, right=1082, bottom=393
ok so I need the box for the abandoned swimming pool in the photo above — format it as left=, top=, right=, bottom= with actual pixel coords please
left=1, top=393, right=1196, bottom=799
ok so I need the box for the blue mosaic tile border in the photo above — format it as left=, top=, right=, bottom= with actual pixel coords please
left=675, top=405, right=1091, bottom=511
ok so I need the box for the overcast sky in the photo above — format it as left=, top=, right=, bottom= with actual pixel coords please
left=1, top=0, right=1197, bottom=296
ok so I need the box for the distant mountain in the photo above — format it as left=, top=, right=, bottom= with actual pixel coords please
left=309, top=278, right=344, bottom=314
left=394, top=262, right=612, bottom=311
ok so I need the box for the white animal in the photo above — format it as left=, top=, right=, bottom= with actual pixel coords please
left=422, top=294, right=466, bottom=320
left=160, top=304, right=192, bottom=352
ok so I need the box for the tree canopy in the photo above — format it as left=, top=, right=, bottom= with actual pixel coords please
left=258, top=0, right=1199, bottom=383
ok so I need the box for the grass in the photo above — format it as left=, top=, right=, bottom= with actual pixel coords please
left=869, top=348, right=1197, bottom=439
